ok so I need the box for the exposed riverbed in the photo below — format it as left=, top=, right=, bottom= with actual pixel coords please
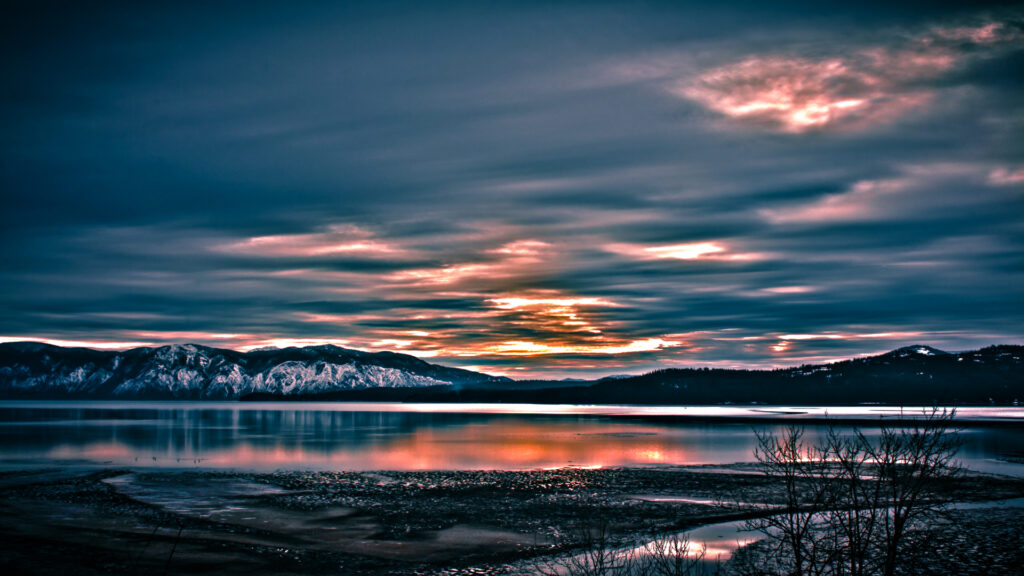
left=1, top=465, right=1023, bottom=575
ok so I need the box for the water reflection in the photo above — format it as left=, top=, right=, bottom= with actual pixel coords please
left=0, top=402, right=1021, bottom=473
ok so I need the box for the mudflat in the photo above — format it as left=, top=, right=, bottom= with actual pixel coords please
left=1, top=466, right=1022, bottom=575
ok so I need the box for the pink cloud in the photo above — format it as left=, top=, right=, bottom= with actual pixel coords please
left=760, top=177, right=913, bottom=223
left=989, top=166, right=1024, bottom=186
left=221, top=224, right=406, bottom=258
left=927, top=21, right=1023, bottom=45
left=674, top=18, right=1021, bottom=133
left=759, top=286, right=818, bottom=295
left=762, top=160, right=1017, bottom=224
left=679, top=54, right=936, bottom=133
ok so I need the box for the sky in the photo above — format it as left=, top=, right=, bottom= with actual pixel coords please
left=1, top=1, right=1022, bottom=379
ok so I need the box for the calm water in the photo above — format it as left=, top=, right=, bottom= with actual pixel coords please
left=1, top=401, right=1022, bottom=475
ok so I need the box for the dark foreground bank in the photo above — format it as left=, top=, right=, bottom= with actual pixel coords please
left=1, top=466, right=1023, bottom=575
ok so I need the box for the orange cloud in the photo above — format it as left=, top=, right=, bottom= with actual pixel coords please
left=474, top=338, right=682, bottom=357
left=484, top=293, right=621, bottom=338
left=489, top=296, right=620, bottom=309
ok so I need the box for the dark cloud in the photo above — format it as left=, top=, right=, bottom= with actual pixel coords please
left=1, top=1, right=1022, bottom=377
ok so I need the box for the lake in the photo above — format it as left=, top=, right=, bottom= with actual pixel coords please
left=1, top=401, right=1022, bottom=475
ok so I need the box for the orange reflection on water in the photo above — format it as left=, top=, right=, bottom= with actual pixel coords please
left=41, top=419, right=698, bottom=471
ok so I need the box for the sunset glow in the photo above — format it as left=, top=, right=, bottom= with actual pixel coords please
left=2, top=5, right=1022, bottom=576
left=0, top=5, right=1020, bottom=379
left=644, top=242, right=725, bottom=260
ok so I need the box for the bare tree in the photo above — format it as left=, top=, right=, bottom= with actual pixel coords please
left=821, top=426, right=882, bottom=576
left=744, top=425, right=837, bottom=576
left=634, top=531, right=709, bottom=576
left=862, top=409, right=961, bottom=576
left=534, top=520, right=634, bottom=576
left=740, top=408, right=961, bottom=576
left=533, top=521, right=709, bottom=576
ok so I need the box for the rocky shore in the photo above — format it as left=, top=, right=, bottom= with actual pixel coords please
left=1, top=466, right=1022, bottom=575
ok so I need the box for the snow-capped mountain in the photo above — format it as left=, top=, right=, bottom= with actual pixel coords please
left=0, top=342, right=509, bottom=399
left=1, top=342, right=1020, bottom=404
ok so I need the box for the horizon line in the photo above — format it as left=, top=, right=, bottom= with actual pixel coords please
left=2, top=338, right=1018, bottom=381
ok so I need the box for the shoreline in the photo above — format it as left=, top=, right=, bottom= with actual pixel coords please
left=3, top=399, right=1023, bottom=426
left=2, top=465, right=1023, bottom=575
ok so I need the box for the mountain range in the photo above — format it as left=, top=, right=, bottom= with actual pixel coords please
left=0, top=342, right=507, bottom=399
left=0, top=342, right=1020, bottom=404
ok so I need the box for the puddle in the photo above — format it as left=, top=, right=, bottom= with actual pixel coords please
left=101, top=472, right=528, bottom=560
left=627, top=494, right=762, bottom=507
left=103, top=473, right=290, bottom=518
left=952, top=496, right=1024, bottom=511
left=630, top=494, right=1024, bottom=572
left=101, top=473, right=355, bottom=537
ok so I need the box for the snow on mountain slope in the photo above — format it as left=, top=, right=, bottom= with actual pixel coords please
left=245, top=361, right=450, bottom=396
left=0, top=342, right=505, bottom=399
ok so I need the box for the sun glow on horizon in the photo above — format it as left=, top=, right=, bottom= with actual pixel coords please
left=472, top=337, right=682, bottom=357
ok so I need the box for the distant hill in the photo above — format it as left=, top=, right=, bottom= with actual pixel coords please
left=0, top=342, right=1020, bottom=404
left=0, top=342, right=508, bottom=399
left=537, top=344, right=1023, bottom=405
left=245, top=344, right=1024, bottom=405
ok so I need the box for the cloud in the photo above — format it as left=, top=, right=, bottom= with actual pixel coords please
left=1, top=5, right=1022, bottom=379
left=386, top=263, right=497, bottom=286
left=604, top=241, right=765, bottom=261
left=473, top=337, right=682, bottom=357
left=482, top=292, right=621, bottom=339
left=760, top=161, right=1021, bottom=224
left=488, top=239, right=551, bottom=256
left=643, top=242, right=724, bottom=259
left=759, top=286, right=817, bottom=295
left=488, top=296, right=620, bottom=310
left=673, top=18, right=1022, bottom=133
left=765, top=330, right=928, bottom=357
left=0, top=337, right=152, bottom=350
left=237, top=338, right=352, bottom=351
left=679, top=56, right=932, bottom=133
left=989, top=166, right=1024, bottom=185
left=220, top=224, right=406, bottom=258
left=760, top=177, right=913, bottom=223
